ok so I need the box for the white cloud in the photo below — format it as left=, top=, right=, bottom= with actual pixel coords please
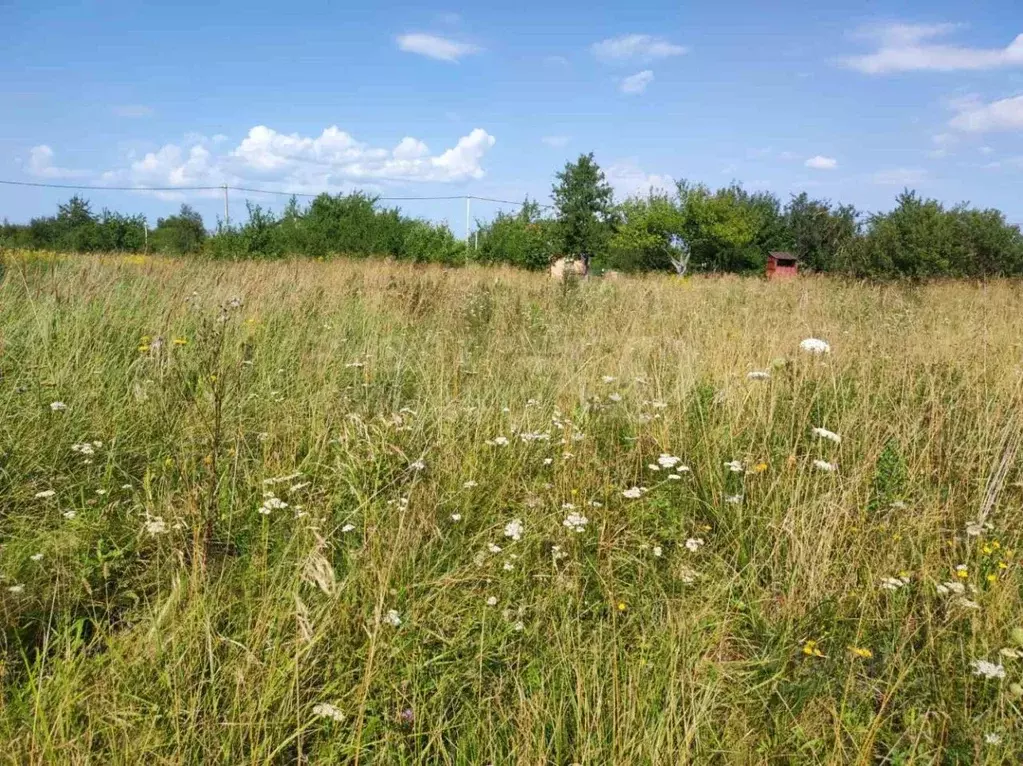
left=592, top=34, right=687, bottom=62
left=804, top=155, right=838, bottom=170
left=872, top=167, right=927, bottom=185
left=606, top=161, right=674, bottom=197
left=541, top=135, right=570, bottom=148
left=396, top=33, right=482, bottom=62
left=949, top=94, right=1023, bottom=132
left=112, top=105, right=154, bottom=118
left=620, top=70, right=654, bottom=94
left=96, top=125, right=496, bottom=192
left=25, top=145, right=89, bottom=179
left=840, top=23, right=1023, bottom=74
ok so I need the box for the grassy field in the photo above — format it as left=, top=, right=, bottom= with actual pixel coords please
left=2, top=250, right=1023, bottom=764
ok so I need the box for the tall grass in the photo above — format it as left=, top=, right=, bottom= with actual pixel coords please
left=1, top=251, right=1022, bottom=763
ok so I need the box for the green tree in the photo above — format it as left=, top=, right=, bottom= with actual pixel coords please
left=552, top=153, right=616, bottom=262
left=784, top=193, right=858, bottom=273
left=476, top=198, right=557, bottom=270
left=607, top=193, right=687, bottom=273
left=151, top=205, right=206, bottom=255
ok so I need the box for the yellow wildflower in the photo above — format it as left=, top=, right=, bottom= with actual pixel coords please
left=848, top=646, right=873, bottom=659
left=616, top=602, right=627, bottom=612
left=173, top=338, right=188, bottom=346
left=802, top=640, right=825, bottom=658
left=754, top=462, right=768, bottom=473
left=137, top=345, right=150, bottom=353
left=987, top=574, right=997, bottom=583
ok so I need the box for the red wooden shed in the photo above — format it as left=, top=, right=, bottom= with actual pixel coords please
left=766, top=251, right=798, bottom=280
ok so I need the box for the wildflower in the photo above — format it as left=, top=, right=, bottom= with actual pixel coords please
left=747, top=371, right=770, bottom=381
left=145, top=517, right=168, bottom=535
left=607, top=393, right=623, bottom=403
left=172, top=337, right=188, bottom=346
left=753, top=462, right=768, bottom=473
left=811, top=427, right=841, bottom=444
left=602, top=375, right=616, bottom=383
left=880, top=576, right=910, bottom=591
left=563, top=512, right=589, bottom=533
left=450, top=513, right=462, bottom=522
left=813, top=459, right=837, bottom=472
left=491, top=436, right=510, bottom=447
left=955, top=564, right=969, bottom=579
left=513, top=620, right=525, bottom=631
left=63, top=510, right=76, bottom=520
left=384, top=609, right=402, bottom=627
left=259, top=495, right=288, bottom=515
left=7, top=584, right=25, bottom=595
left=685, top=538, right=705, bottom=552
left=616, top=601, right=627, bottom=611
left=657, top=454, right=681, bottom=469
left=1000, top=647, right=1023, bottom=659
left=50, top=401, right=67, bottom=411
left=724, top=494, right=743, bottom=504
left=463, top=480, right=478, bottom=489
left=35, top=490, right=56, bottom=499
left=502, top=561, right=514, bottom=571
left=504, top=519, right=524, bottom=541
left=488, top=543, right=502, bottom=553
left=848, top=646, right=873, bottom=659
left=71, top=442, right=96, bottom=455
left=486, top=596, right=498, bottom=606
left=341, top=524, right=356, bottom=533
left=551, top=545, right=567, bottom=562
left=543, top=457, right=553, bottom=465
left=984, top=733, right=1002, bottom=745
left=652, top=545, right=663, bottom=558
left=667, top=473, right=682, bottom=480
left=936, top=581, right=965, bottom=596
left=958, top=598, right=981, bottom=609
left=622, top=487, right=642, bottom=499
left=312, top=703, right=345, bottom=723
left=409, top=459, right=426, bottom=471
left=970, top=659, right=1006, bottom=679
left=724, top=460, right=743, bottom=473
left=802, top=640, right=825, bottom=657
left=29, top=552, right=43, bottom=562
left=799, top=338, right=831, bottom=355
left=648, top=463, right=661, bottom=471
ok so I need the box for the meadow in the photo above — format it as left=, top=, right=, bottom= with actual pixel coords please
left=1, top=250, right=1022, bottom=764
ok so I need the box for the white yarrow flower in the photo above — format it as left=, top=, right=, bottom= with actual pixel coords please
left=747, top=371, right=770, bottom=381
left=312, top=702, right=345, bottom=723
left=463, top=480, right=478, bottom=488
left=35, top=490, right=56, bottom=499
left=50, top=401, right=67, bottom=411
left=486, top=596, right=498, bottom=606
left=657, top=454, right=681, bottom=468
left=813, top=459, right=837, bottom=472
left=63, top=510, right=76, bottom=519
left=562, top=512, right=589, bottom=533
left=724, top=460, right=743, bottom=473
left=799, top=338, right=831, bottom=355
left=30, top=552, right=43, bottom=562
left=450, top=513, right=462, bottom=522
left=491, top=436, right=510, bottom=447
left=384, top=609, right=402, bottom=627
left=145, top=517, right=168, bottom=535
left=985, top=732, right=1002, bottom=745
left=811, top=427, right=841, bottom=444
left=622, top=487, right=642, bottom=499
left=7, top=584, right=25, bottom=594
left=652, top=545, right=663, bottom=558
left=341, top=524, right=356, bottom=533
left=685, top=538, right=705, bottom=552
left=504, top=519, right=524, bottom=541
left=971, top=659, right=1006, bottom=679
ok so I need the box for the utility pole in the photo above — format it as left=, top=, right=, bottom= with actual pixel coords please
left=143, top=216, right=148, bottom=253
left=223, top=184, right=230, bottom=227
left=465, top=195, right=472, bottom=243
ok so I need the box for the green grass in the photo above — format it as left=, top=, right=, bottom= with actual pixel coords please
left=1, top=250, right=1023, bottom=763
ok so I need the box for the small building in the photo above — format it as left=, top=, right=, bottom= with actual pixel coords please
left=766, top=251, right=798, bottom=279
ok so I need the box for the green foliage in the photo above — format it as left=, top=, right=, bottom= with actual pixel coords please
left=150, top=204, right=206, bottom=255
left=476, top=199, right=557, bottom=270
left=606, top=193, right=686, bottom=272
left=400, top=219, right=467, bottom=264
left=552, top=153, right=616, bottom=260
left=784, top=193, right=859, bottom=273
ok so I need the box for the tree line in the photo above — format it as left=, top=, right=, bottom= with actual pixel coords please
left=3, top=153, right=1023, bottom=279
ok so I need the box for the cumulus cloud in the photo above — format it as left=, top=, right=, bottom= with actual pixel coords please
left=804, top=155, right=838, bottom=170
left=620, top=70, right=654, bottom=94
left=396, top=33, right=482, bottom=62
left=592, top=34, right=687, bottom=62
left=541, top=135, right=570, bottom=148
left=840, top=23, right=1023, bottom=74
left=112, top=105, right=154, bottom=118
left=949, top=94, right=1023, bottom=132
left=606, top=161, right=674, bottom=197
left=95, top=125, right=496, bottom=192
left=25, top=145, right=89, bottom=179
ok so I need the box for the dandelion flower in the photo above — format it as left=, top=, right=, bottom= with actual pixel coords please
left=685, top=538, right=705, bottom=552
left=504, top=519, right=524, bottom=541
left=747, top=371, right=770, bottom=381
left=486, top=596, right=498, bottom=606
left=799, top=338, right=831, bottom=355
left=312, top=703, right=345, bottom=723
left=563, top=512, right=589, bottom=533
left=813, top=459, right=837, bottom=472
left=35, top=490, right=56, bottom=499
left=811, top=427, right=842, bottom=444
left=50, top=401, right=67, bottom=412
left=384, top=609, right=402, bottom=627
left=724, top=460, right=743, bottom=473
left=622, top=487, right=642, bottom=499
left=971, top=659, right=1006, bottom=679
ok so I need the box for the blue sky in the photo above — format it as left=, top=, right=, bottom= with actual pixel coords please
left=3, top=0, right=1023, bottom=230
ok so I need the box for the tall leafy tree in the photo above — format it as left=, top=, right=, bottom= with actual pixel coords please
left=552, top=153, right=615, bottom=262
